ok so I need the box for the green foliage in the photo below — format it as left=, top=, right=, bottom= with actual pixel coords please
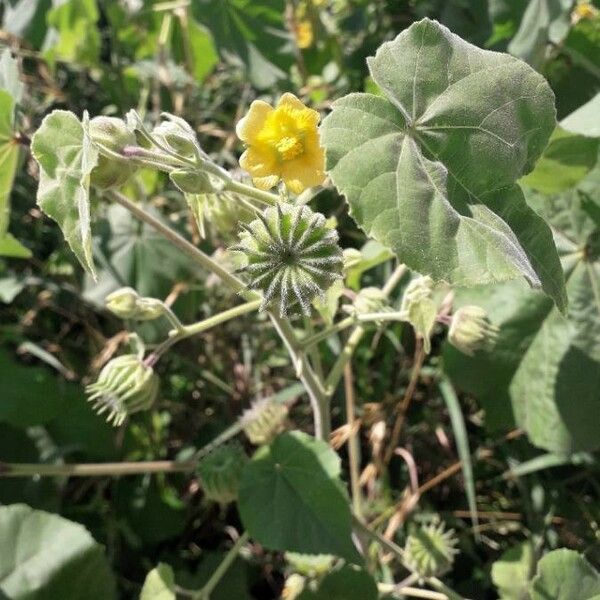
left=530, top=549, right=600, bottom=600
left=297, top=565, right=378, bottom=600
left=140, top=564, right=176, bottom=600
left=321, top=18, right=566, bottom=311
left=0, top=504, right=116, bottom=599
left=491, top=542, right=533, bottom=599
left=238, top=431, right=359, bottom=562
left=31, top=111, right=98, bottom=277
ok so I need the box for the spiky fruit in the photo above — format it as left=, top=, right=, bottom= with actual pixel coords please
left=403, top=520, right=459, bottom=581
left=88, top=116, right=137, bottom=189
left=284, top=552, right=336, bottom=578
left=448, top=305, right=499, bottom=356
left=232, top=203, right=343, bottom=316
left=197, top=442, right=248, bottom=504
left=85, top=354, right=159, bottom=426
left=241, top=399, right=288, bottom=445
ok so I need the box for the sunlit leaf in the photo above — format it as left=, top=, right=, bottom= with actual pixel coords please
left=321, top=18, right=566, bottom=312
left=140, top=564, right=176, bottom=600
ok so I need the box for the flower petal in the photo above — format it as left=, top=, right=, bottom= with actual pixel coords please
left=236, top=100, right=273, bottom=143
left=240, top=147, right=278, bottom=178
left=253, top=174, right=281, bottom=190
left=278, top=93, right=320, bottom=127
left=281, top=151, right=326, bottom=194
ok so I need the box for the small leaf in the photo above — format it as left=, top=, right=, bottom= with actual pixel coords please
left=238, top=430, right=360, bottom=563
left=298, top=565, right=378, bottom=600
left=491, top=542, right=534, bottom=600
left=321, top=18, right=566, bottom=312
left=561, top=93, right=600, bottom=138
left=0, top=48, right=23, bottom=103
left=0, top=504, right=117, bottom=599
left=140, top=564, right=176, bottom=600
left=530, top=549, right=600, bottom=600
left=31, top=110, right=98, bottom=277
left=0, top=233, right=31, bottom=259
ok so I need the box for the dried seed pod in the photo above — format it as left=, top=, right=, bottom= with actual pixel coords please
left=403, top=520, right=459, bottom=581
left=241, top=399, right=288, bottom=445
left=232, top=203, right=344, bottom=316
left=85, top=354, right=159, bottom=426
left=197, top=442, right=248, bottom=504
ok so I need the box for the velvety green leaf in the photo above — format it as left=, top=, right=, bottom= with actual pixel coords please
left=140, top=564, right=176, bottom=600
left=491, top=542, right=534, bottom=600
left=444, top=169, right=600, bottom=452
left=530, top=549, right=600, bottom=600
left=43, top=0, right=100, bottom=66
left=0, top=91, right=20, bottom=243
left=0, top=504, right=117, bottom=599
left=298, top=565, right=378, bottom=600
left=238, top=430, right=360, bottom=562
left=345, top=240, right=393, bottom=291
left=321, top=18, right=566, bottom=312
left=508, top=0, right=571, bottom=67
left=0, top=49, right=23, bottom=103
left=520, top=127, right=600, bottom=194
left=561, top=93, right=600, bottom=138
left=171, top=17, right=218, bottom=83
left=195, top=0, right=293, bottom=89
left=31, top=110, right=98, bottom=277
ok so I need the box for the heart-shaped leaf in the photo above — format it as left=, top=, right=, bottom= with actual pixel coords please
left=31, top=110, right=98, bottom=277
left=0, top=504, right=116, bottom=599
left=238, top=430, right=360, bottom=563
left=321, top=18, right=566, bottom=312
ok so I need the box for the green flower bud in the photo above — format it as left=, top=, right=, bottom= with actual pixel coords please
left=352, top=287, right=390, bottom=316
left=105, top=287, right=165, bottom=321
left=400, top=275, right=438, bottom=353
left=403, top=520, right=459, bottom=582
left=152, top=114, right=199, bottom=157
left=448, top=305, right=499, bottom=356
left=342, top=248, right=363, bottom=271
left=284, top=553, right=336, bottom=578
left=197, top=442, right=248, bottom=504
left=281, top=574, right=306, bottom=600
left=232, top=203, right=344, bottom=316
left=88, top=116, right=137, bottom=189
left=241, top=399, right=288, bottom=445
left=86, top=354, right=159, bottom=426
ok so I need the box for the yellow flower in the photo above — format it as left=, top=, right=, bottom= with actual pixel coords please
left=295, top=19, right=314, bottom=49
left=236, top=93, right=326, bottom=194
left=572, top=1, right=598, bottom=23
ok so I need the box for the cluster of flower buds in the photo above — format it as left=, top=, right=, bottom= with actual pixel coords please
left=88, top=116, right=137, bottom=189
left=152, top=113, right=201, bottom=159
left=197, top=442, right=248, bottom=504
left=448, top=305, right=499, bottom=356
left=232, top=203, right=344, bottom=317
left=105, top=287, right=165, bottom=321
left=241, top=399, right=289, bottom=445
left=403, top=519, right=459, bottom=581
left=345, top=287, right=391, bottom=320
left=86, top=354, right=159, bottom=426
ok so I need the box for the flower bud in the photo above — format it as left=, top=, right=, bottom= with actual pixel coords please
left=232, top=203, right=344, bottom=317
left=284, top=552, right=335, bottom=578
left=281, top=574, right=306, bottom=600
left=197, top=442, right=247, bottom=504
left=241, top=399, right=288, bottom=445
left=86, top=354, right=159, bottom=426
left=152, top=114, right=199, bottom=157
left=352, top=287, right=390, bottom=316
left=105, top=287, right=165, bottom=321
left=342, top=248, right=363, bottom=271
left=400, top=275, right=438, bottom=353
left=448, top=305, right=499, bottom=356
left=403, top=520, right=459, bottom=582
left=88, top=116, right=137, bottom=189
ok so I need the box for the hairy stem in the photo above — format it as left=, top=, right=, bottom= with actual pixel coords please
left=344, top=364, right=362, bottom=516
left=193, top=532, right=250, bottom=600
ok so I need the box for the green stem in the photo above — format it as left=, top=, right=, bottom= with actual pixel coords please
left=427, top=578, right=468, bottom=600
left=298, top=316, right=355, bottom=350
left=0, top=460, right=195, bottom=478
left=223, top=177, right=279, bottom=206
left=193, top=532, right=250, bottom=600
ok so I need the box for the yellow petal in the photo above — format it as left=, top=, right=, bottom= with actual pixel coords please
left=239, top=147, right=278, bottom=178
left=278, top=93, right=320, bottom=127
left=236, top=100, right=273, bottom=143
left=253, top=174, right=280, bottom=190
left=281, top=152, right=326, bottom=194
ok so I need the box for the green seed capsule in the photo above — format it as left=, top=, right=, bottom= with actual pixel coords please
left=448, top=305, right=499, bottom=356
left=284, top=552, right=336, bottom=578
left=197, top=442, right=248, bottom=504
left=241, top=399, right=288, bottom=445
left=403, top=520, right=459, bottom=581
left=231, top=203, right=344, bottom=317
left=85, top=354, right=158, bottom=426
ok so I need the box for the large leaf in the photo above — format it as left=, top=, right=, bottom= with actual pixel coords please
left=561, top=93, right=600, bottom=138
left=140, top=564, right=176, bottom=600
left=195, top=0, right=293, bottom=89
left=0, top=504, right=116, bottom=599
left=298, top=565, right=378, bottom=600
left=491, top=542, right=534, bottom=600
left=238, top=430, right=360, bottom=562
left=444, top=168, right=600, bottom=453
left=31, top=110, right=98, bottom=277
left=530, top=549, right=600, bottom=600
left=321, top=18, right=566, bottom=312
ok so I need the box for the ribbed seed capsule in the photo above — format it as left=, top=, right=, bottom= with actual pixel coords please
left=241, top=399, right=288, bottom=445
left=284, top=552, right=336, bottom=578
left=85, top=355, right=159, bottom=426
left=197, top=442, right=248, bottom=504
left=231, top=203, right=344, bottom=317
left=448, top=305, right=499, bottom=356
left=403, top=520, right=459, bottom=581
